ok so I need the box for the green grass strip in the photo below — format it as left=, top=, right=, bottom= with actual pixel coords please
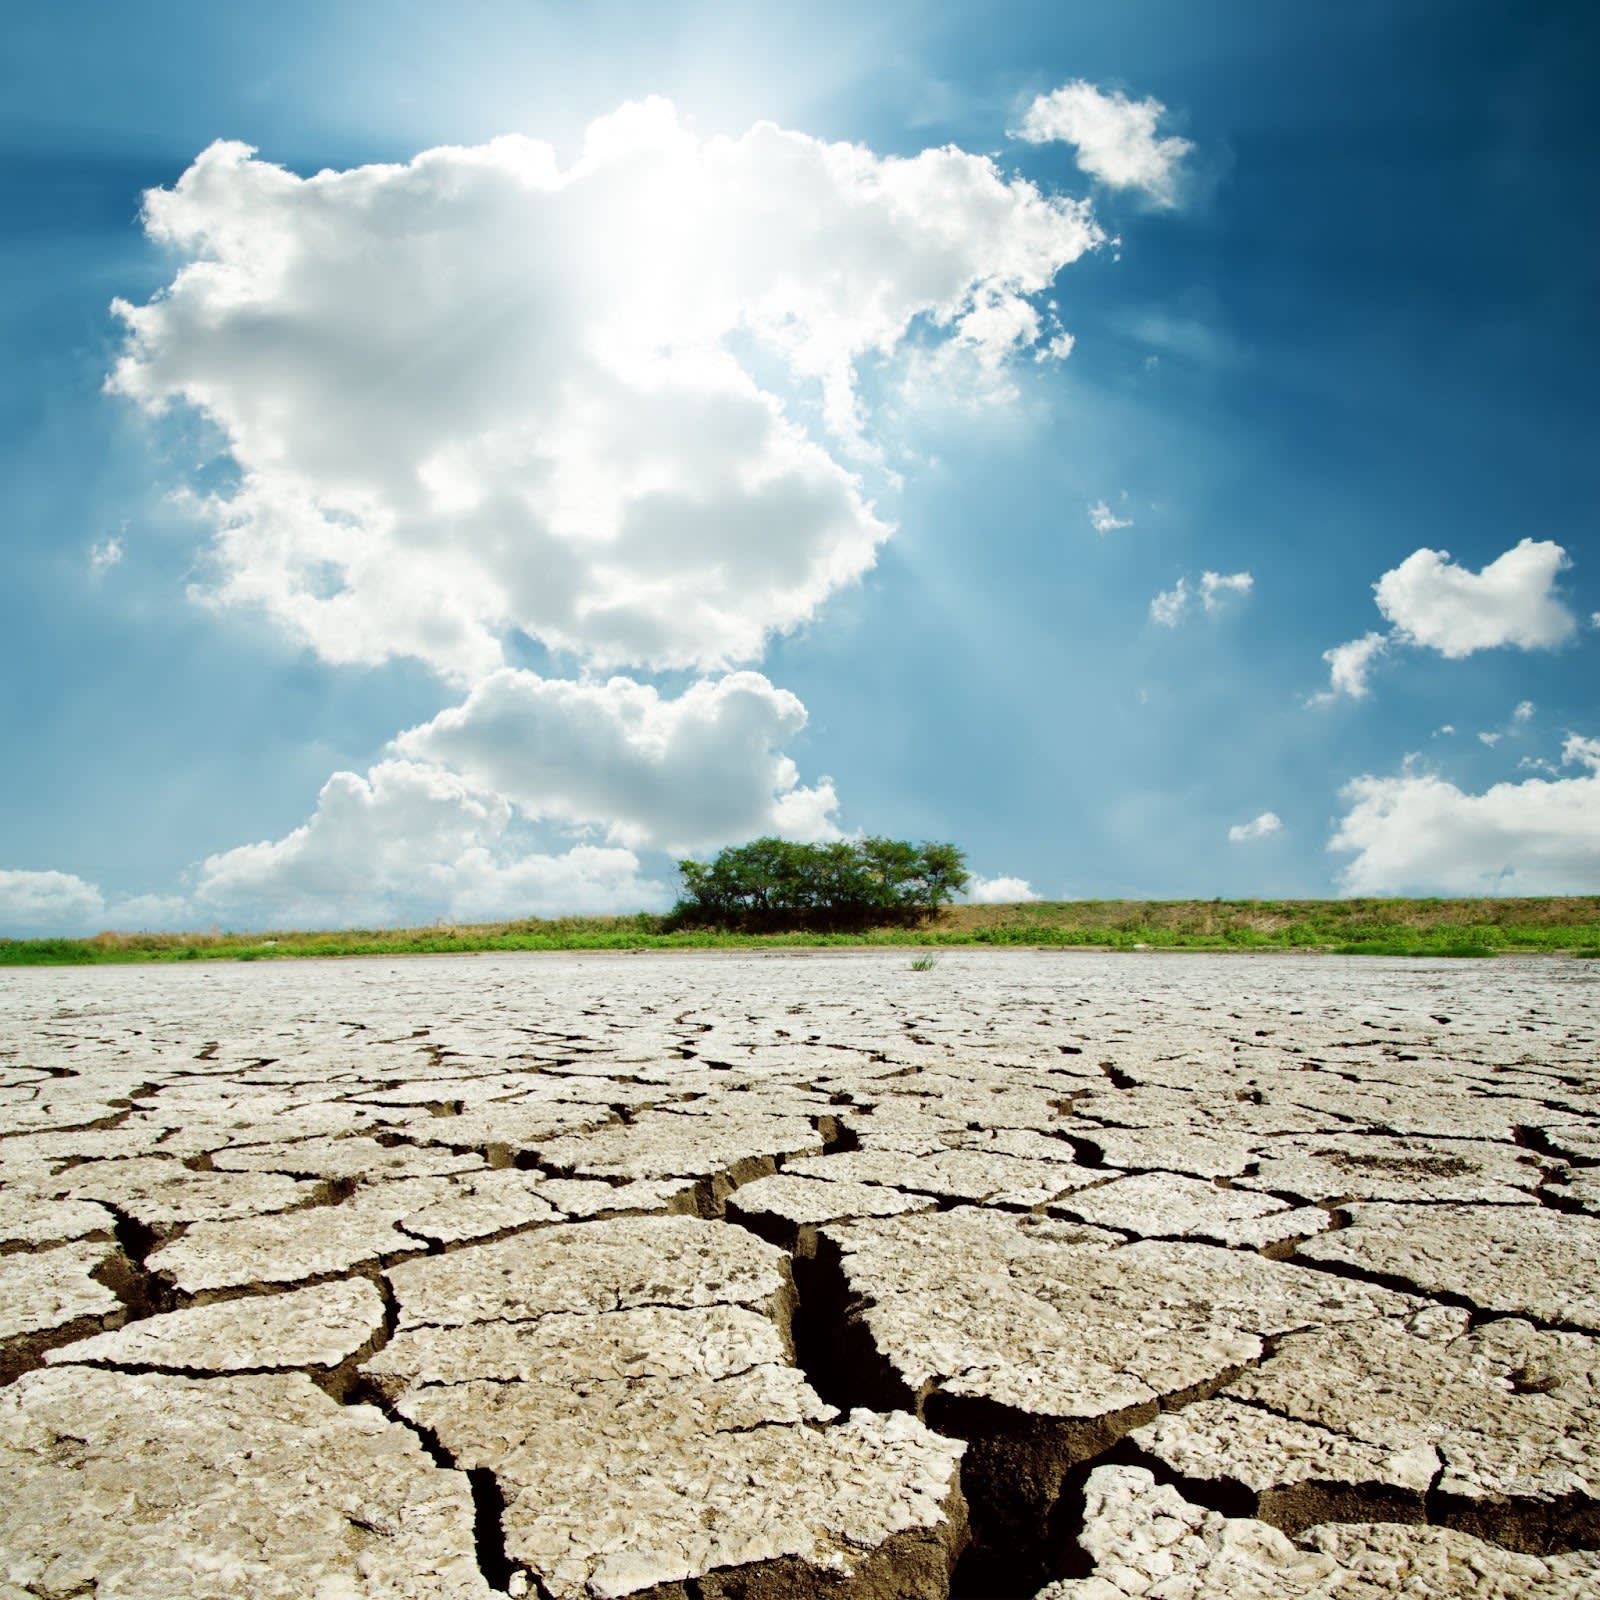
left=4, top=897, right=1597, bottom=966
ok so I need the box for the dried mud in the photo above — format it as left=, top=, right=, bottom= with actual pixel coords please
left=1, top=948, right=1597, bottom=1597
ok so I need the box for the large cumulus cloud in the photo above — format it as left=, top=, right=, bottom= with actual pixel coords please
left=110, top=101, right=1102, bottom=681
left=179, top=668, right=841, bottom=928
left=1330, top=735, right=1600, bottom=894
left=393, top=669, right=839, bottom=855
left=192, top=761, right=667, bottom=928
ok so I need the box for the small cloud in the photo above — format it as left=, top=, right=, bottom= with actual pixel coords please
left=1228, top=811, right=1283, bottom=843
left=967, top=874, right=1041, bottom=904
left=1308, top=631, right=1388, bottom=705
left=1034, top=330, right=1076, bottom=363
left=1088, top=499, right=1132, bottom=534
left=1374, top=538, right=1576, bottom=658
left=1478, top=700, right=1539, bottom=748
left=1200, top=569, right=1252, bottom=612
left=1152, top=570, right=1252, bottom=627
left=1149, top=577, right=1188, bottom=627
left=89, top=536, right=124, bottom=574
left=1014, top=81, right=1193, bottom=207
left=1433, top=725, right=1456, bottom=737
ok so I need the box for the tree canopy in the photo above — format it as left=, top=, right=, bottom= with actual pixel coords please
left=671, top=837, right=969, bottom=931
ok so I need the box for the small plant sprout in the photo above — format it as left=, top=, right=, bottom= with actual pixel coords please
left=909, top=955, right=939, bottom=971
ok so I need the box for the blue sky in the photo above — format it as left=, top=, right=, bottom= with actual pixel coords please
left=3, top=0, right=1597, bottom=932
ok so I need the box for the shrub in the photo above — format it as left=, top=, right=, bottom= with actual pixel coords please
left=671, top=837, right=968, bottom=932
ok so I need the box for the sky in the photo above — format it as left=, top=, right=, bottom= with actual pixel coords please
left=3, top=0, right=1598, bottom=933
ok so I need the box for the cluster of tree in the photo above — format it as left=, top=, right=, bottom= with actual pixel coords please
left=671, top=837, right=969, bottom=931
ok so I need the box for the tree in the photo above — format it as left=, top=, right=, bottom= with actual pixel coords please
left=671, top=837, right=969, bottom=931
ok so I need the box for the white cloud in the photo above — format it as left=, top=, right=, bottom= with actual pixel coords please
left=1312, top=540, right=1579, bottom=707
left=1373, top=539, right=1576, bottom=658
left=109, top=106, right=1103, bottom=681
left=1330, top=734, right=1600, bottom=894
left=0, top=870, right=106, bottom=935
left=1200, top=569, right=1252, bottom=612
left=1150, top=570, right=1251, bottom=626
left=89, top=536, right=123, bottom=574
left=0, top=873, right=199, bottom=937
left=1088, top=499, right=1131, bottom=534
left=1477, top=699, right=1540, bottom=748
left=967, top=875, right=1040, bottom=904
left=392, top=669, right=839, bottom=856
left=1228, top=811, right=1282, bottom=843
left=897, top=288, right=1058, bottom=409
left=1149, top=577, right=1188, bottom=627
left=1035, top=330, right=1076, bottom=363
left=1309, top=631, right=1388, bottom=704
left=1015, top=81, right=1193, bottom=207
left=5, top=752, right=687, bottom=935
left=193, top=760, right=667, bottom=929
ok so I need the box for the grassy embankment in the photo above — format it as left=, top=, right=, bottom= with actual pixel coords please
left=3, top=898, right=1598, bottom=965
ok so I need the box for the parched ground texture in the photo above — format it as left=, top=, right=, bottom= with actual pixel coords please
left=1, top=948, right=1597, bottom=1599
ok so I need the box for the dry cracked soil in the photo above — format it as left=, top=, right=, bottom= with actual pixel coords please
left=1, top=947, right=1597, bottom=1599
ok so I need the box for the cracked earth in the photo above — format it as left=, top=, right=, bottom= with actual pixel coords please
left=1, top=949, right=1597, bottom=1599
